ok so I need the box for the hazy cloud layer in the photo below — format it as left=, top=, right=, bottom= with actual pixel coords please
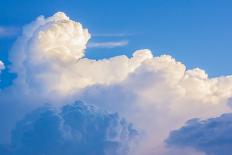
left=0, top=12, right=232, bottom=155
left=166, top=113, right=232, bottom=155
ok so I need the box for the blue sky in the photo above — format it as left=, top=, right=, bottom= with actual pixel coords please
left=1, top=0, right=232, bottom=79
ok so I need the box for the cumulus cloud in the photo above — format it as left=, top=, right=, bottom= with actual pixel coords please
left=166, top=113, right=232, bottom=155
left=1, top=12, right=232, bottom=155
left=0, top=101, right=137, bottom=155
left=8, top=12, right=152, bottom=102
left=78, top=58, right=232, bottom=155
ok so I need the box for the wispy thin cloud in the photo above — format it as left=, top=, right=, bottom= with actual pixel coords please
left=87, top=40, right=129, bottom=48
left=92, top=33, right=132, bottom=37
left=92, top=32, right=142, bottom=38
left=0, top=26, right=20, bottom=38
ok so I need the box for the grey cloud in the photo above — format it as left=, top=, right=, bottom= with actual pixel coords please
left=0, top=101, right=138, bottom=155
left=166, top=113, right=232, bottom=155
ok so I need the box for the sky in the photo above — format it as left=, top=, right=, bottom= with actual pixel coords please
left=1, top=0, right=232, bottom=78
left=1, top=1, right=232, bottom=155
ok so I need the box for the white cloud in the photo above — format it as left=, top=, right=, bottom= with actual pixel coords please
left=87, top=40, right=129, bottom=48
left=1, top=12, right=232, bottom=155
left=0, top=61, right=4, bottom=72
left=0, top=26, right=20, bottom=37
left=8, top=12, right=150, bottom=101
left=78, top=56, right=232, bottom=155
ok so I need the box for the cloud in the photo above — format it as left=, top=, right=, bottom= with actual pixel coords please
left=77, top=61, right=232, bottom=155
left=0, top=101, right=138, bottom=155
left=0, top=26, right=20, bottom=38
left=87, top=40, right=128, bottom=48
left=1, top=12, right=232, bottom=155
left=8, top=12, right=151, bottom=101
left=166, top=113, right=232, bottom=155
left=0, top=60, right=4, bottom=72
left=0, top=61, right=4, bottom=82
left=92, top=33, right=135, bottom=37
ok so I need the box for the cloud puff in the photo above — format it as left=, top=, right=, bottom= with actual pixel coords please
left=0, top=101, right=138, bottom=155
left=166, top=113, right=232, bottom=155
left=1, top=12, right=232, bottom=155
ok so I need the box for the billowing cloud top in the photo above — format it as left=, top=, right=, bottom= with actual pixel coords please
left=1, top=12, right=232, bottom=155
left=8, top=12, right=232, bottom=104
left=9, top=12, right=153, bottom=99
